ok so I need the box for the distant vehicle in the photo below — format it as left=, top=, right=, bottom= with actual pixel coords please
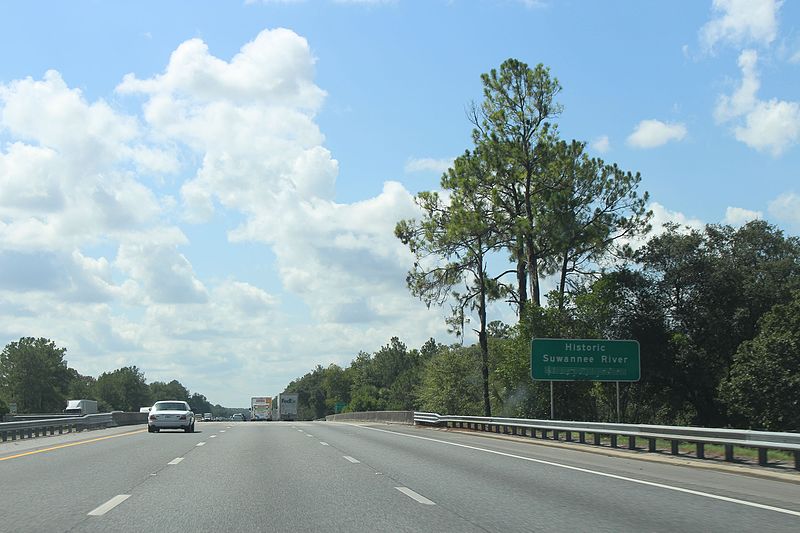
left=231, top=413, right=244, bottom=421
left=251, top=397, right=272, bottom=421
left=148, top=401, right=195, bottom=433
left=202, top=413, right=213, bottom=421
left=64, top=399, right=98, bottom=416
left=273, top=393, right=299, bottom=421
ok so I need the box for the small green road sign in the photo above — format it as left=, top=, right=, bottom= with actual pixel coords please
left=531, top=338, right=640, bottom=382
left=334, top=402, right=347, bottom=414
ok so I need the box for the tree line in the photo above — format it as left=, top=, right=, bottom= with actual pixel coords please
left=0, top=337, right=217, bottom=416
left=284, top=58, right=800, bottom=431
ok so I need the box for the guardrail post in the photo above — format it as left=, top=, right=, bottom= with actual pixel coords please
left=696, top=442, right=705, bottom=459
left=724, top=444, right=734, bottom=462
left=593, top=433, right=601, bottom=446
left=553, top=430, right=560, bottom=441
left=671, top=440, right=679, bottom=455
left=542, top=429, right=549, bottom=439
left=648, top=438, right=656, bottom=453
left=565, top=431, right=573, bottom=442
left=610, top=434, right=617, bottom=448
left=758, top=448, right=768, bottom=466
left=578, top=431, right=585, bottom=443
left=794, top=451, right=800, bottom=471
left=628, top=436, right=636, bottom=450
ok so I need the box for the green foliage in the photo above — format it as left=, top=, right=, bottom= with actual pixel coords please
left=188, top=392, right=213, bottom=414
left=0, top=337, right=71, bottom=413
left=149, top=380, right=190, bottom=403
left=719, top=291, right=800, bottom=430
left=94, top=366, right=151, bottom=412
left=416, top=345, right=484, bottom=415
left=0, top=397, right=8, bottom=416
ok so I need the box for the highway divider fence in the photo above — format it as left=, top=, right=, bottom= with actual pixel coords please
left=414, top=412, right=800, bottom=471
left=0, top=412, right=148, bottom=442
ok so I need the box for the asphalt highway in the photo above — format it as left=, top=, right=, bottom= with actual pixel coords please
left=1, top=421, right=799, bottom=532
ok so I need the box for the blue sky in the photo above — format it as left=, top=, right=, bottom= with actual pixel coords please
left=1, top=0, right=798, bottom=406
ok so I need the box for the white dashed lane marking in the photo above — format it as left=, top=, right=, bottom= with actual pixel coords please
left=87, top=495, right=131, bottom=516
left=343, top=456, right=360, bottom=463
left=395, top=487, right=436, bottom=505
left=320, top=442, right=329, bottom=446
left=167, top=457, right=183, bottom=465
left=196, top=442, right=206, bottom=447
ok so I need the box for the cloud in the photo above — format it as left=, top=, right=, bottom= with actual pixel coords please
left=768, top=192, right=800, bottom=228
left=626, top=120, right=687, bottom=149
left=715, top=49, right=800, bottom=156
left=0, top=28, right=455, bottom=406
left=591, top=135, right=610, bottom=153
left=723, top=206, right=762, bottom=226
left=700, top=0, right=782, bottom=52
left=404, top=157, right=454, bottom=174
left=791, top=49, right=800, bottom=63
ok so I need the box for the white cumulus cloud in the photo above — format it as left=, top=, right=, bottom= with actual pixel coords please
left=700, top=0, right=782, bottom=52
left=404, top=157, right=454, bottom=174
left=768, top=192, right=800, bottom=229
left=591, top=135, right=610, bottom=153
left=723, top=206, right=762, bottom=226
left=715, top=49, right=800, bottom=156
left=626, top=120, right=687, bottom=149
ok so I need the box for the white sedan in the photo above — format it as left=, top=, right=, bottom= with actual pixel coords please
left=148, top=401, right=195, bottom=433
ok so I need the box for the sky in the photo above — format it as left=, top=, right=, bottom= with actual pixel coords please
left=1, top=0, right=798, bottom=407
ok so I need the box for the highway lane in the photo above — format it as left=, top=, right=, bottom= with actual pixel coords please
left=1, top=421, right=798, bottom=532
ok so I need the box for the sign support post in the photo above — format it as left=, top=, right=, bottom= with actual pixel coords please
left=616, top=381, right=620, bottom=423
left=550, top=381, right=554, bottom=420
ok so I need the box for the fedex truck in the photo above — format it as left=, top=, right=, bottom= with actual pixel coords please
left=251, top=397, right=272, bottom=421
left=273, top=393, right=298, bottom=421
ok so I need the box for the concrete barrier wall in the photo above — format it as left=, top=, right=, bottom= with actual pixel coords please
left=325, top=411, right=414, bottom=424
left=111, top=412, right=148, bottom=426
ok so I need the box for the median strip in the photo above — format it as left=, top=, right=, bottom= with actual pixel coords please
left=395, top=487, right=436, bottom=505
left=88, top=494, right=130, bottom=516
left=0, top=429, right=146, bottom=462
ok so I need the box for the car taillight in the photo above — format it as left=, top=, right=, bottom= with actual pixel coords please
left=179, top=415, right=186, bottom=420
left=149, top=415, right=156, bottom=420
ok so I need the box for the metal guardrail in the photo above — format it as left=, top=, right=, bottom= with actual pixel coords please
left=0, top=413, right=114, bottom=442
left=325, top=411, right=414, bottom=424
left=414, top=412, right=800, bottom=471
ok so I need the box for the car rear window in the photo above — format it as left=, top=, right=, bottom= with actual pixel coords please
left=153, top=402, right=188, bottom=411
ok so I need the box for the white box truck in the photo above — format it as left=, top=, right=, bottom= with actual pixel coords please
left=250, top=397, right=272, bottom=421
left=274, top=393, right=298, bottom=421
left=64, top=399, right=98, bottom=416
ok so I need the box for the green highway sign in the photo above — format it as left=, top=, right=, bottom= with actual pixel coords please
left=531, top=338, right=640, bottom=382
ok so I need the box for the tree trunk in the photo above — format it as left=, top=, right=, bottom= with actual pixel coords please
left=558, top=250, right=569, bottom=311
left=516, top=238, right=528, bottom=317
left=478, top=268, right=491, bottom=417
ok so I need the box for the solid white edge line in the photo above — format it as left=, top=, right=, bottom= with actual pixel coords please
left=343, top=455, right=360, bottom=463
left=396, top=486, right=436, bottom=505
left=167, top=457, right=183, bottom=465
left=354, top=425, right=800, bottom=518
left=87, top=494, right=131, bottom=516
left=196, top=442, right=206, bottom=446
left=320, top=442, right=329, bottom=446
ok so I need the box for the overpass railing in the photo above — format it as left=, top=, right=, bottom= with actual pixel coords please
left=414, top=412, right=800, bottom=471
